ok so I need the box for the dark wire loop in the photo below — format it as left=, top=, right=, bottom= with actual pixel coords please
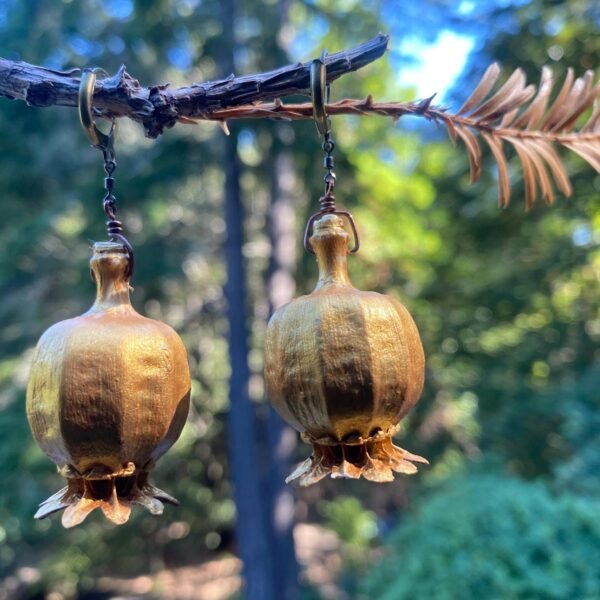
left=111, top=232, right=135, bottom=280
left=79, top=68, right=134, bottom=280
left=303, top=210, right=360, bottom=255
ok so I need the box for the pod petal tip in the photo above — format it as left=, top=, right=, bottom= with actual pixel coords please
left=33, top=470, right=178, bottom=527
left=286, top=433, right=428, bottom=486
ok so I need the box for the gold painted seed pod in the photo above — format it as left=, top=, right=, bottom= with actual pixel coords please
left=26, top=242, right=191, bottom=527
left=264, top=214, right=427, bottom=486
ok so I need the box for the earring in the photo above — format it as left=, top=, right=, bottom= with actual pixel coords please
left=26, top=70, right=191, bottom=528
left=264, top=55, right=428, bottom=486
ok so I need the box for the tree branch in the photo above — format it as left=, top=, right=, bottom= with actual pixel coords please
left=2, top=36, right=599, bottom=209
left=206, top=67, right=600, bottom=210
left=202, top=96, right=440, bottom=124
left=0, top=33, right=389, bottom=138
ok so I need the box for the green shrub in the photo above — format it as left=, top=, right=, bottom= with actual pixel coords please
left=320, top=496, right=378, bottom=550
left=359, top=475, right=600, bottom=600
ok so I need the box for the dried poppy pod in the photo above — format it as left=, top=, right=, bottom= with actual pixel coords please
left=26, top=242, right=191, bottom=527
left=264, top=214, right=427, bottom=486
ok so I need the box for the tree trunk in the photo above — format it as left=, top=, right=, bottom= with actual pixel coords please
left=264, top=149, right=300, bottom=600
left=221, top=2, right=276, bottom=598
left=261, top=2, right=300, bottom=595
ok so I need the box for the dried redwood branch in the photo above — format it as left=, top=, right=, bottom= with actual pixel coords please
left=0, top=34, right=389, bottom=137
left=439, top=64, right=600, bottom=208
left=1, top=41, right=599, bottom=208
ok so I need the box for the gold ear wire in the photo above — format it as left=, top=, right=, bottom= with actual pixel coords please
left=78, top=69, right=115, bottom=151
left=310, top=55, right=330, bottom=137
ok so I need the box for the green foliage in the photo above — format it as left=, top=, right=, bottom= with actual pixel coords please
left=360, top=475, right=600, bottom=600
left=552, top=363, right=600, bottom=494
left=319, top=497, right=377, bottom=550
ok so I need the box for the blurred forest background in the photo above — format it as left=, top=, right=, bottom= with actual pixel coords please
left=0, top=0, right=599, bottom=599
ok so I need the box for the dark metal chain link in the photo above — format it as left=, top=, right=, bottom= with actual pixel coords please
left=102, top=149, right=119, bottom=225
left=320, top=132, right=337, bottom=211
left=98, top=146, right=135, bottom=278
left=303, top=125, right=360, bottom=255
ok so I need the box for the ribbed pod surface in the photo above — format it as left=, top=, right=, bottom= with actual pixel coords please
left=27, top=242, right=190, bottom=527
left=264, top=215, right=427, bottom=485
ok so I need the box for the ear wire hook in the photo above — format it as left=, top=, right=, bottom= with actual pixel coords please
left=310, top=53, right=330, bottom=137
left=304, top=53, right=359, bottom=255
left=78, top=69, right=134, bottom=280
left=78, top=69, right=116, bottom=154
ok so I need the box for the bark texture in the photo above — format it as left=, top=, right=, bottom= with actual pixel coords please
left=0, top=34, right=388, bottom=137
